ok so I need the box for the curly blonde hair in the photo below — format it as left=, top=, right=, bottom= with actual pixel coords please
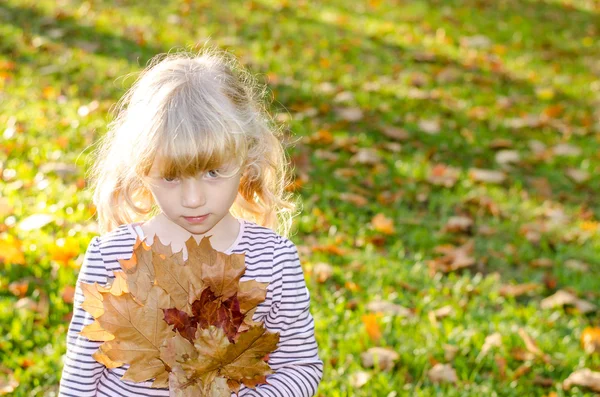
left=88, top=47, right=297, bottom=237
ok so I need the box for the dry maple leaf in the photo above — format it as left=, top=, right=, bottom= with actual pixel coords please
left=80, top=236, right=277, bottom=394
left=160, top=325, right=279, bottom=396
left=96, top=286, right=174, bottom=383
left=428, top=240, right=476, bottom=273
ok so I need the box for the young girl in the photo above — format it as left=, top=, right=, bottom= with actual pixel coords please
left=58, top=48, right=323, bottom=397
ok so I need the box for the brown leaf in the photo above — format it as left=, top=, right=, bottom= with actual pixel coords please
left=499, top=283, right=540, bottom=297
left=427, top=164, right=460, bottom=187
left=428, top=240, right=476, bottom=273
left=153, top=252, right=197, bottom=313
left=119, top=240, right=155, bottom=304
left=237, top=280, right=268, bottom=314
left=81, top=320, right=114, bottom=342
left=94, top=286, right=173, bottom=383
left=468, top=168, right=506, bottom=184
left=339, top=192, right=369, bottom=207
left=541, top=290, right=597, bottom=314
left=61, top=285, right=76, bottom=304
left=0, top=368, right=19, bottom=395
left=380, top=126, right=409, bottom=141
left=366, top=299, right=413, bottom=317
left=312, top=262, right=334, bottom=283
left=518, top=328, right=550, bottom=363
left=512, top=363, right=532, bottom=380
left=198, top=241, right=245, bottom=300
left=192, top=288, right=244, bottom=343
left=8, top=280, right=29, bottom=297
left=563, top=368, right=600, bottom=392
left=442, top=216, right=473, bottom=233
left=428, top=363, right=457, bottom=384
left=360, top=347, right=399, bottom=371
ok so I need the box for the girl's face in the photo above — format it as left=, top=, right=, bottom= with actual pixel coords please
left=144, top=161, right=242, bottom=237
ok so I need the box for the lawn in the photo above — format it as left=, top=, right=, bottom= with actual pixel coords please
left=1, top=0, right=599, bottom=396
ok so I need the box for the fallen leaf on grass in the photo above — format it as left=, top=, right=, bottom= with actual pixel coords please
left=495, top=150, right=520, bottom=167
left=518, top=328, right=550, bottom=363
left=564, top=259, right=589, bottom=272
left=427, top=164, right=460, bottom=187
left=489, top=139, right=513, bottom=149
left=349, top=371, right=371, bottom=388
left=371, top=213, right=395, bottom=235
left=442, top=216, right=473, bottom=233
left=418, top=119, right=441, bottom=135
left=432, top=305, right=454, bottom=319
left=512, top=363, right=532, bottom=380
left=366, top=299, right=413, bottom=317
left=8, top=280, right=29, bottom=297
left=312, top=263, right=334, bottom=283
left=581, top=327, right=600, bottom=355
left=428, top=240, right=476, bottom=273
left=533, top=375, right=554, bottom=387
left=0, top=367, right=18, bottom=395
left=469, top=168, right=506, bottom=184
left=566, top=169, right=590, bottom=183
left=0, top=237, right=25, bottom=265
left=62, top=285, right=75, bottom=304
left=360, top=347, right=399, bottom=371
left=563, top=368, right=600, bottom=392
left=339, top=192, right=369, bottom=207
left=381, top=126, right=409, bottom=141
left=443, top=344, right=459, bottom=361
left=335, top=107, right=364, bottom=122
left=350, top=148, right=380, bottom=165
left=552, top=143, right=581, bottom=157
left=541, top=290, right=597, bottom=314
left=428, top=363, right=457, bottom=384
left=477, top=332, right=502, bottom=361
left=499, top=283, right=540, bottom=297
left=361, top=314, right=382, bottom=342
left=530, top=258, right=553, bottom=268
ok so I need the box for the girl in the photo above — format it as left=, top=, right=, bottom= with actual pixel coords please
left=58, top=48, right=323, bottom=397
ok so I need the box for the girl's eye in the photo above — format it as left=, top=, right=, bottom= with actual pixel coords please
left=206, top=170, right=219, bottom=178
left=163, top=177, right=179, bottom=183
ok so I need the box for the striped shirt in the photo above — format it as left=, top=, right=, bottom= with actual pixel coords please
left=58, top=219, right=323, bottom=397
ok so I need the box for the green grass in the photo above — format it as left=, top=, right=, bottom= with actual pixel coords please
left=1, top=0, right=600, bottom=396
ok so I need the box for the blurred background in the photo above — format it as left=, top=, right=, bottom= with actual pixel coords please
left=1, top=0, right=600, bottom=396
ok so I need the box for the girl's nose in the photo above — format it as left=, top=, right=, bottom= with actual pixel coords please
left=181, top=179, right=206, bottom=208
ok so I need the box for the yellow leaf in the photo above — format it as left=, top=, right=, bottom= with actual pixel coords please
left=0, top=237, right=25, bottom=265
left=49, top=238, right=79, bottom=266
left=581, top=327, right=600, bottom=355
left=237, top=280, right=268, bottom=314
left=361, top=313, right=382, bottom=342
left=80, top=282, right=105, bottom=318
left=371, top=213, right=395, bottom=235
left=92, top=344, right=124, bottom=368
left=97, top=286, right=173, bottom=383
left=81, top=320, right=114, bottom=342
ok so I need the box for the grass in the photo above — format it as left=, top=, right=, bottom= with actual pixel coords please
left=1, top=0, right=599, bottom=396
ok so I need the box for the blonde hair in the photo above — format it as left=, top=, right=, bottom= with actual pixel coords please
left=88, top=47, right=297, bottom=237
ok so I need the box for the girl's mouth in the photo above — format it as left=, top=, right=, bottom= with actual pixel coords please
left=183, top=214, right=209, bottom=223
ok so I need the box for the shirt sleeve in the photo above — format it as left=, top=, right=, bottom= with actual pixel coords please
left=238, top=237, right=323, bottom=397
left=58, top=236, right=108, bottom=397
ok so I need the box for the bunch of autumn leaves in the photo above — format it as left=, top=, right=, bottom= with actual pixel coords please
left=78, top=236, right=279, bottom=396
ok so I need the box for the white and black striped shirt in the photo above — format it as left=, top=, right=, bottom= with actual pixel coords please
left=59, top=219, right=323, bottom=397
